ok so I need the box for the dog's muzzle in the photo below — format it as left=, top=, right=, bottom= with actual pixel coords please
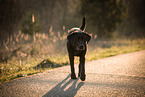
left=76, top=44, right=85, bottom=51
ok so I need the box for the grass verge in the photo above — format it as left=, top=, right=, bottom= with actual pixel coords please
left=0, top=38, right=145, bottom=83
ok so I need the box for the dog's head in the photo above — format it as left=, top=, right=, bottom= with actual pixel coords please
left=67, top=28, right=91, bottom=51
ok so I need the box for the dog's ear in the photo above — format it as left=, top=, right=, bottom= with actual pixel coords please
left=83, top=33, right=91, bottom=43
left=67, top=33, right=77, bottom=41
left=67, top=34, right=71, bottom=41
left=67, top=33, right=91, bottom=43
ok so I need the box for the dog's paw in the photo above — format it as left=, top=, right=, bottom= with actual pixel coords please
left=71, top=73, right=77, bottom=79
left=80, top=73, right=86, bottom=81
left=71, top=76, right=77, bottom=79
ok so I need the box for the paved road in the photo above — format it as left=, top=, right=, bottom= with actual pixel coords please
left=1, top=50, right=145, bottom=97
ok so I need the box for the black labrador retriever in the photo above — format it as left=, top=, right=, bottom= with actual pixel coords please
left=67, top=17, right=91, bottom=81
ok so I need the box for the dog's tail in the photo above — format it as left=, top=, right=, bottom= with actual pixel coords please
left=80, top=16, right=85, bottom=31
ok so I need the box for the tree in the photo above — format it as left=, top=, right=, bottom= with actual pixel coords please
left=21, top=12, right=41, bottom=42
left=21, top=12, right=41, bottom=35
left=118, top=0, right=145, bottom=37
left=80, top=0, right=126, bottom=38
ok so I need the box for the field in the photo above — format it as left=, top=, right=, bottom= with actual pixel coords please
left=0, top=31, right=145, bottom=82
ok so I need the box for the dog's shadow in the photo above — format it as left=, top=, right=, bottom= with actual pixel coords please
left=43, top=74, right=84, bottom=97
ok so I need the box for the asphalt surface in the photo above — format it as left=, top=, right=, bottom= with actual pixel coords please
left=1, top=50, right=145, bottom=97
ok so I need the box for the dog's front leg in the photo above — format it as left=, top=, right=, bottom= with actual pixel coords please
left=69, top=55, right=77, bottom=79
left=79, top=56, right=86, bottom=81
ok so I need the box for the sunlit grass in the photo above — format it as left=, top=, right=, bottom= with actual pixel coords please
left=86, top=45, right=144, bottom=61
left=0, top=32, right=145, bottom=83
left=86, top=39, right=145, bottom=61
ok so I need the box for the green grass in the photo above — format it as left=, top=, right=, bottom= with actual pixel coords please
left=86, top=39, right=145, bottom=61
left=0, top=32, right=145, bottom=83
left=87, top=45, right=144, bottom=61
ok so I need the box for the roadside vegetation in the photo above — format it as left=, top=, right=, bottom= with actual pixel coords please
left=0, top=31, right=145, bottom=83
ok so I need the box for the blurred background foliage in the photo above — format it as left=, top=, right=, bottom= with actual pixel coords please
left=0, top=0, right=145, bottom=82
left=21, top=12, right=41, bottom=35
left=0, top=0, right=145, bottom=41
left=80, top=0, right=126, bottom=38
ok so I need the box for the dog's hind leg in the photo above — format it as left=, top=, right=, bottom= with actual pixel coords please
left=78, top=63, right=81, bottom=77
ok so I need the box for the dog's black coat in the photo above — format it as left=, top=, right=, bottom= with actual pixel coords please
left=67, top=17, right=91, bottom=81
